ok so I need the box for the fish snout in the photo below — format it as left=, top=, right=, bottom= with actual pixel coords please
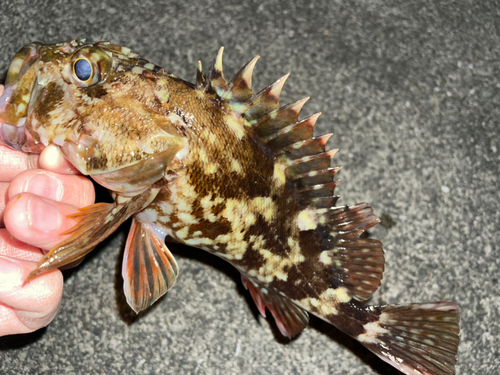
left=0, top=43, right=43, bottom=151
left=5, top=42, right=41, bottom=85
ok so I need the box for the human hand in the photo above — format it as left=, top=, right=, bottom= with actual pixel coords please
left=0, top=84, right=95, bottom=336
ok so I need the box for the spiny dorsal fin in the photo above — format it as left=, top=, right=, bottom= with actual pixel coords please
left=196, top=50, right=386, bottom=300
left=198, top=50, right=289, bottom=126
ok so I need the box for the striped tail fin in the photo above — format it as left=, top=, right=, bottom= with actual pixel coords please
left=357, top=302, right=460, bottom=375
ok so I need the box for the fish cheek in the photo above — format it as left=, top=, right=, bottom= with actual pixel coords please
left=83, top=84, right=108, bottom=99
left=33, top=82, right=66, bottom=126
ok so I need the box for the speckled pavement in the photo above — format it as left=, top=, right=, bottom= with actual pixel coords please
left=0, top=1, right=498, bottom=374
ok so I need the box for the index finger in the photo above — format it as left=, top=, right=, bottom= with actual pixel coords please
left=0, top=140, right=81, bottom=183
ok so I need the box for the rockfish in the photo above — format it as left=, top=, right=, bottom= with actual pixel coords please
left=0, top=40, right=460, bottom=375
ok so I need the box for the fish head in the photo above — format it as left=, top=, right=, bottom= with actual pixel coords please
left=0, top=40, right=113, bottom=152
left=0, top=40, right=187, bottom=194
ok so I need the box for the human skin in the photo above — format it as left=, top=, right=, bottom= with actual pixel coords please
left=0, top=84, right=95, bottom=336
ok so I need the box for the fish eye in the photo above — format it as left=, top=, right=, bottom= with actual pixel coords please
left=70, top=47, right=110, bottom=86
left=73, top=58, right=93, bottom=82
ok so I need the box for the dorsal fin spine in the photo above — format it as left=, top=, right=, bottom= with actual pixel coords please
left=195, top=60, right=205, bottom=88
left=265, top=112, right=321, bottom=150
left=242, top=74, right=290, bottom=124
left=285, top=149, right=339, bottom=177
left=204, top=47, right=227, bottom=96
left=280, top=134, right=334, bottom=161
left=255, top=97, right=310, bottom=137
left=228, top=56, right=259, bottom=103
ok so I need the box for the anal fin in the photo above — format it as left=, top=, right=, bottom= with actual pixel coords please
left=122, top=217, right=178, bottom=313
left=241, top=275, right=309, bottom=339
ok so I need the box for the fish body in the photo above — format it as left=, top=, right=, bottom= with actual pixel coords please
left=0, top=41, right=459, bottom=375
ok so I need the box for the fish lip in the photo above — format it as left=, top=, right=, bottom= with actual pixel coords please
left=0, top=118, right=44, bottom=153
left=0, top=85, right=13, bottom=113
left=0, top=122, right=26, bottom=150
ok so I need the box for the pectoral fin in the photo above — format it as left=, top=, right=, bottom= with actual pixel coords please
left=25, top=182, right=165, bottom=283
left=241, top=275, right=309, bottom=338
left=122, top=217, right=178, bottom=313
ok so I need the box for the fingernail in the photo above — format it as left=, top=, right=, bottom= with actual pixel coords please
left=0, top=256, right=21, bottom=287
left=24, top=172, right=63, bottom=201
left=39, top=145, right=64, bottom=170
left=27, top=196, right=62, bottom=233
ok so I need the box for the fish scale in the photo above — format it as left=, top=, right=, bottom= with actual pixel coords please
left=0, top=40, right=460, bottom=375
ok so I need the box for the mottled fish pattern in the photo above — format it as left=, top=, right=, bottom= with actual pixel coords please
left=0, top=41, right=460, bottom=375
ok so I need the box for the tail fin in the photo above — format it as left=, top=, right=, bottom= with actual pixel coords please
left=358, top=302, right=460, bottom=375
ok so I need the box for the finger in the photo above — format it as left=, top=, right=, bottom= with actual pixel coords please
left=0, top=145, right=39, bottom=182
left=0, top=229, right=83, bottom=272
left=7, top=169, right=95, bottom=209
left=3, top=193, right=82, bottom=251
left=0, top=182, right=8, bottom=227
left=0, top=253, right=62, bottom=335
left=2, top=202, right=85, bottom=270
left=0, top=228, right=43, bottom=261
left=0, top=223, right=83, bottom=269
left=38, top=145, right=81, bottom=175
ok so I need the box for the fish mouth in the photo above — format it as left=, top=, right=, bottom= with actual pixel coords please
left=0, top=43, right=43, bottom=152
left=0, top=85, right=26, bottom=150
left=0, top=120, right=27, bottom=151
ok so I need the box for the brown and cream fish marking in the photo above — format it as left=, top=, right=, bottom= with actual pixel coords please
left=0, top=40, right=460, bottom=375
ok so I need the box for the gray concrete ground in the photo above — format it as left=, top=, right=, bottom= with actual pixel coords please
left=0, top=1, right=499, bottom=374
